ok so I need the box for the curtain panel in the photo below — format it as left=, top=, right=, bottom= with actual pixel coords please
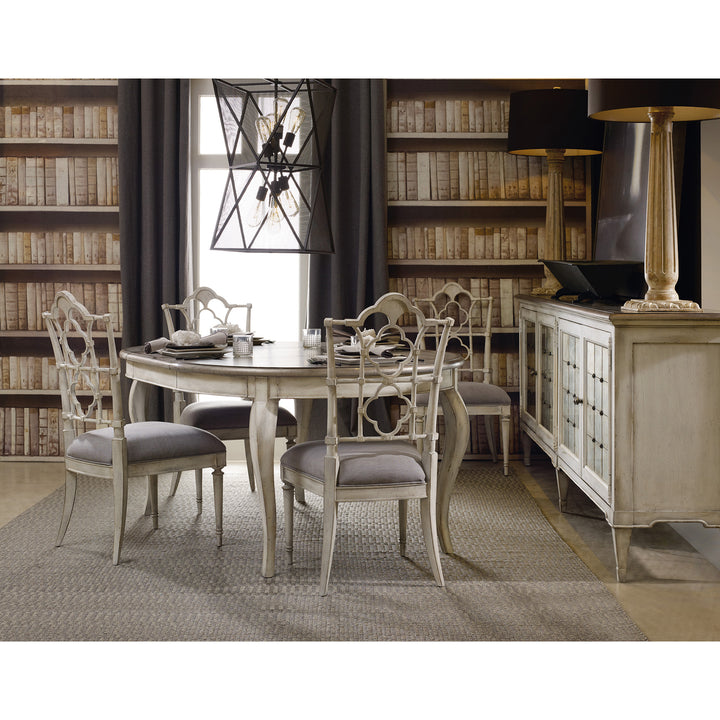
left=307, top=79, right=388, bottom=436
left=118, top=79, right=190, bottom=420
left=308, top=79, right=388, bottom=323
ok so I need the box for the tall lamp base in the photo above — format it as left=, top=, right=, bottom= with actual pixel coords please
left=621, top=298, right=701, bottom=312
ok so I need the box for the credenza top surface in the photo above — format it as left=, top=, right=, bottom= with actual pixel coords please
left=516, top=295, right=720, bottom=327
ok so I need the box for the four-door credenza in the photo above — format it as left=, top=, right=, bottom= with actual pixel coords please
left=518, top=295, right=720, bottom=581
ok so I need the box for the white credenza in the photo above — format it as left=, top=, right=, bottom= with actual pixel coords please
left=518, top=295, right=720, bottom=581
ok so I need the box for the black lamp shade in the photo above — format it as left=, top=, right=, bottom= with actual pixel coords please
left=588, top=79, right=720, bottom=122
left=507, top=88, right=604, bottom=156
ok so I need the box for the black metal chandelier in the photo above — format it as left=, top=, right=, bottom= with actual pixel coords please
left=211, top=78, right=336, bottom=253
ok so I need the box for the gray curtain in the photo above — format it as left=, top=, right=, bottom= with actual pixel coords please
left=308, top=79, right=387, bottom=324
left=118, top=79, right=190, bottom=420
left=307, top=79, right=388, bottom=436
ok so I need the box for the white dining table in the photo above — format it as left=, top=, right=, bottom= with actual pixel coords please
left=120, top=341, right=469, bottom=577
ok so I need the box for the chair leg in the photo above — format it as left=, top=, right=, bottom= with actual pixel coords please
left=112, top=469, right=128, bottom=566
left=484, top=415, right=498, bottom=462
left=56, top=469, right=78, bottom=547
left=212, top=468, right=223, bottom=547
left=169, top=471, right=182, bottom=497
left=148, top=475, right=159, bottom=530
left=500, top=411, right=510, bottom=476
left=420, top=495, right=445, bottom=587
left=398, top=499, right=408, bottom=557
left=195, top=468, right=203, bottom=512
left=243, top=439, right=256, bottom=492
left=282, top=481, right=295, bottom=563
left=319, top=500, right=339, bottom=596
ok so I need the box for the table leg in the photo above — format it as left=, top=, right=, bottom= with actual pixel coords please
left=128, top=379, right=148, bottom=423
left=437, top=385, right=469, bottom=555
left=293, top=399, right=314, bottom=504
left=249, top=386, right=280, bottom=577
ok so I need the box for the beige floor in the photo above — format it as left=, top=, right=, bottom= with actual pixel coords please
left=2, top=456, right=720, bottom=641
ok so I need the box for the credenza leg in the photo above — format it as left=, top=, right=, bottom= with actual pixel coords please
left=612, top=527, right=632, bottom=582
left=522, top=431, right=532, bottom=466
left=555, top=467, right=570, bottom=513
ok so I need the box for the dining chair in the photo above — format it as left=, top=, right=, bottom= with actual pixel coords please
left=280, top=292, right=454, bottom=595
left=44, top=290, right=226, bottom=565
left=414, top=281, right=510, bottom=475
left=162, top=286, right=297, bottom=504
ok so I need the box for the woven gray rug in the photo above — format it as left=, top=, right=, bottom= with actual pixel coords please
left=0, top=463, right=645, bottom=641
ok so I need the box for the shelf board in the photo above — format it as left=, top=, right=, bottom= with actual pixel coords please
left=0, top=138, right=117, bottom=145
left=0, top=389, right=110, bottom=396
left=0, top=455, right=64, bottom=462
left=0, top=206, right=118, bottom=213
left=0, top=79, right=117, bottom=87
left=0, top=264, right=120, bottom=272
left=389, top=200, right=585, bottom=208
left=388, top=258, right=542, bottom=267
left=387, top=132, right=507, bottom=141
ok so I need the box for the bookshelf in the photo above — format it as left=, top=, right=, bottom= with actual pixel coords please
left=0, top=79, right=120, bottom=461
left=385, top=79, right=593, bottom=460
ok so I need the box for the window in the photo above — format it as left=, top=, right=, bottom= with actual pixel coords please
left=189, top=79, right=308, bottom=341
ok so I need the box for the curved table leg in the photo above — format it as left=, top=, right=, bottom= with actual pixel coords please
left=249, top=384, right=280, bottom=578
left=438, top=385, right=469, bottom=555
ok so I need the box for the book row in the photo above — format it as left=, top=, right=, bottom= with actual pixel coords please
left=0, top=105, right=118, bottom=139
left=0, top=281, right=123, bottom=331
left=0, top=231, right=120, bottom=265
left=0, top=156, right=119, bottom=206
left=386, top=97, right=509, bottom=134
left=388, top=276, right=542, bottom=329
left=387, top=151, right=586, bottom=202
left=0, top=406, right=64, bottom=457
left=1, top=355, right=111, bottom=391
left=0, top=405, right=113, bottom=457
left=388, top=225, right=588, bottom=261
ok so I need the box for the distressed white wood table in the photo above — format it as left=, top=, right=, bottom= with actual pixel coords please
left=121, top=342, right=468, bottom=577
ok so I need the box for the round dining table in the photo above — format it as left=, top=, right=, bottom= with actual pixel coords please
left=120, top=341, right=469, bottom=577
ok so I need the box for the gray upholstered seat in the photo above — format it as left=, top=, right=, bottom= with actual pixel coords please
left=281, top=439, right=426, bottom=487
left=417, top=381, right=511, bottom=408
left=67, top=422, right=225, bottom=466
left=180, top=400, right=297, bottom=432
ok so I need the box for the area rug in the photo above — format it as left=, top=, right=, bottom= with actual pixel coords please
left=0, top=463, right=646, bottom=641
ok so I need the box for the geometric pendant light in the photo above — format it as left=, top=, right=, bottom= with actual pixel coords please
left=211, top=78, right=336, bottom=253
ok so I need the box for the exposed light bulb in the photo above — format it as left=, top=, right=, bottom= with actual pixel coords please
left=248, top=185, right=268, bottom=227
left=283, top=107, right=306, bottom=147
left=255, top=115, right=272, bottom=144
left=278, top=175, right=299, bottom=216
left=266, top=180, right=284, bottom=233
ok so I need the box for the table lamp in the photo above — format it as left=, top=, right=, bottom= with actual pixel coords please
left=588, top=79, right=720, bottom=311
left=508, top=88, right=604, bottom=295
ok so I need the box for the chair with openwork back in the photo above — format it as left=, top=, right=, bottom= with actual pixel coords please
left=414, top=281, right=510, bottom=475
left=44, top=290, right=226, bottom=565
left=162, top=286, right=297, bottom=505
left=280, top=292, right=454, bottom=595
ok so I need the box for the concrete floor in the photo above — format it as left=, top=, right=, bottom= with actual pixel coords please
left=2, top=456, right=720, bottom=641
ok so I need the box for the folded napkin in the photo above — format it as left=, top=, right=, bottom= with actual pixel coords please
left=145, top=337, right=170, bottom=353
left=144, top=331, right=228, bottom=353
